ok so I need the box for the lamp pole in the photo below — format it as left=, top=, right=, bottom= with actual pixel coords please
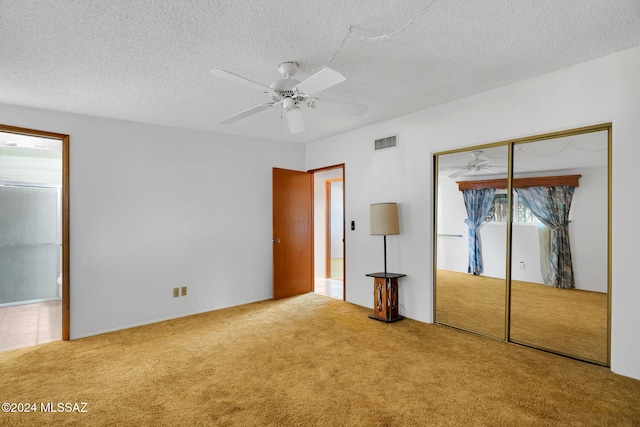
left=383, top=234, right=387, bottom=276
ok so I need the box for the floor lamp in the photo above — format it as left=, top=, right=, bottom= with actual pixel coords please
left=370, top=202, right=399, bottom=276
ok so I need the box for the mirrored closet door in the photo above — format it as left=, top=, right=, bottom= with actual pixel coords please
left=433, top=125, right=610, bottom=366
left=435, top=145, right=508, bottom=340
left=509, top=130, right=609, bottom=364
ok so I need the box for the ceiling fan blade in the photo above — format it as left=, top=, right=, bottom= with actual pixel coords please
left=448, top=169, right=469, bottom=179
left=210, top=69, right=272, bottom=93
left=284, top=108, right=306, bottom=134
left=294, top=67, right=346, bottom=95
left=219, top=103, right=274, bottom=124
left=315, top=98, right=368, bottom=116
left=482, top=168, right=500, bottom=174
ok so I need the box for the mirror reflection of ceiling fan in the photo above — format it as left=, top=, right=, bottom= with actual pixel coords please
left=210, top=61, right=369, bottom=134
left=442, top=151, right=508, bottom=178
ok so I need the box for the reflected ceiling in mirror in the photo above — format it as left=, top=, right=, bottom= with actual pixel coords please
left=438, top=130, right=607, bottom=179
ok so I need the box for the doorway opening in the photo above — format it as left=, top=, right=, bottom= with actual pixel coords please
left=312, top=166, right=345, bottom=300
left=0, top=125, right=69, bottom=351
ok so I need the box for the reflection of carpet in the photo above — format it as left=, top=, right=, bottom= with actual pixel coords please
left=330, top=257, right=343, bottom=280
left=436, top=269, right=608, bottom=364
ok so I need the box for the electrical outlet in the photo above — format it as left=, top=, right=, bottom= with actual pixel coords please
left=181, top=286, right=187, bottom=296
left=173, top=287, right=179, bottom=298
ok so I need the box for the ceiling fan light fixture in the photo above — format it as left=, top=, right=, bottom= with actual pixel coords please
left=277, top=62, right=298, bottom=78
left=283, top=97, right=297, bottom=112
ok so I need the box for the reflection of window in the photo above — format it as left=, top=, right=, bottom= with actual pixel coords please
left=485, top=194, right=538, bottom=223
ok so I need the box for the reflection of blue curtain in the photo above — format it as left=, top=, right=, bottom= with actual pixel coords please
left=515, top=186, right=575, bottom=289
left=462, top=189, right=496, bottom=275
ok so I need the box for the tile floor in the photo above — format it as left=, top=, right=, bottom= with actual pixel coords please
left=314, top=277, right=344, bottom=300
left=0, top=300, right=61, bottom=352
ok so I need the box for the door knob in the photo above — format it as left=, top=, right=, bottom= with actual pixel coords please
left=272, top=238, right=281, bottom=243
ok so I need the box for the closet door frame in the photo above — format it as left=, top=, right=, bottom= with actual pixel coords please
left=432, top=122, right=611, bottom=366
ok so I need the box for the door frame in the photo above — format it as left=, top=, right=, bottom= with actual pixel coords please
left=309, top=164, right=346, bottom=300
left=0, top=124, right=70, bottom=341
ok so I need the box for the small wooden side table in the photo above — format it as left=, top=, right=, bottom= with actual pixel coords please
left=366, top=272, right=406, bottom=323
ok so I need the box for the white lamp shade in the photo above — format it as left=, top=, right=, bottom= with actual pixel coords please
left=370, top=203, right=399, bottom=235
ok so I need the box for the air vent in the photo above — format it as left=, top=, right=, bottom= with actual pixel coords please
left=374, top=134, right=398, bottom=151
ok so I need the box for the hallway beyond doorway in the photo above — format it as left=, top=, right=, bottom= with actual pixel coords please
left=312, top=166, right=345, bottom=301
left=330, top=257, right=343, bottom=280
left=0, top=300, right=61, bottom=352
left=316, top=257, right=343, bottom=299
left=314, top=278, right=343, bottom=300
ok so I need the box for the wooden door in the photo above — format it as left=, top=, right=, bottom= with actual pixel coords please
left=272, top=168, right=313, bottom=299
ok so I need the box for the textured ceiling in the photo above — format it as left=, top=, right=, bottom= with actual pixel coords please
left=1, top=1, right=639, bottom=143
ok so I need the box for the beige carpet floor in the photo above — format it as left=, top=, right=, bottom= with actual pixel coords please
left=1, top=293, right=639, bottom=426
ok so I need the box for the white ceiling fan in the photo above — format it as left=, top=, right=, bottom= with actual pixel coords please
left=210, top=62, right=368, bottom=134
left=442, top=151, right=506, bottom=178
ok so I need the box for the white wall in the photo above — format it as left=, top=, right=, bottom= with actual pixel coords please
left=569, top=165, right=608, bottom=292
left=509, top=224, right=542, bottom=283
left=0, top=103, right=305, bottom=338
left=305, top=46, right=640, bottom=380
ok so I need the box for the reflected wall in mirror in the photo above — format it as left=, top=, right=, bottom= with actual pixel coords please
left=435, top=146, right=508, bottom=339
left=510, top=130, right=609, bottom=364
